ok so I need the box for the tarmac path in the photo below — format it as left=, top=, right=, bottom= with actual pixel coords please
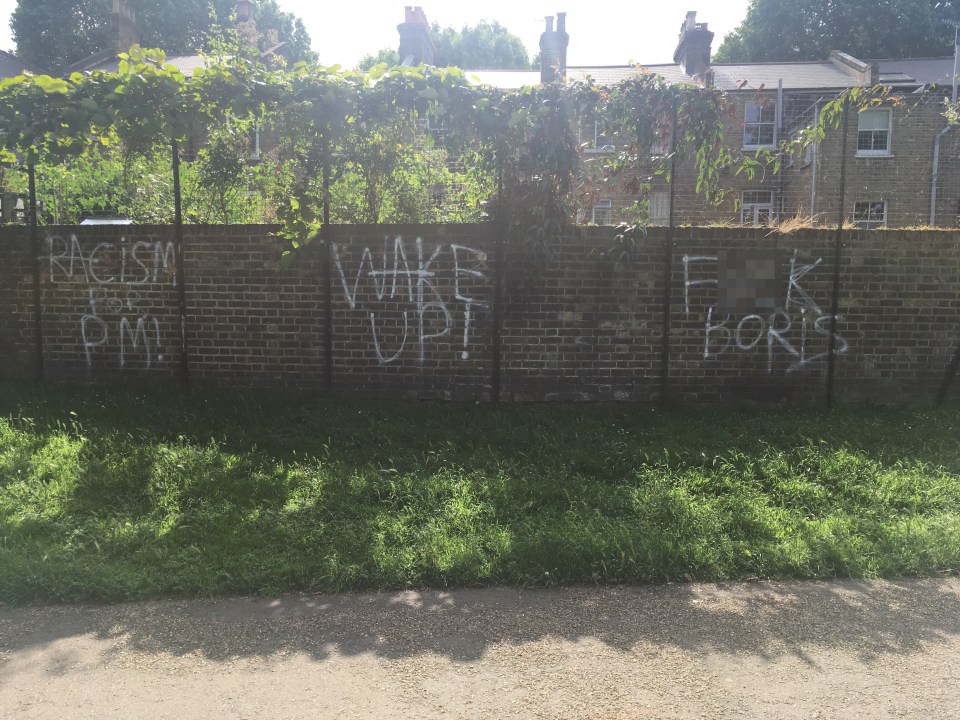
left=1, top=578, right=959, bottom=719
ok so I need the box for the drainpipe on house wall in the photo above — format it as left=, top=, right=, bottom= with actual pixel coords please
left=930, top=125, right=952, bottom=227
left=775, top=79, right=783, bottom=220
left=930, top=32, right=960, bottom=227
left=953, top=25, right=959, bottom=104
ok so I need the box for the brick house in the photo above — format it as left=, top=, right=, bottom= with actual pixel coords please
left=395, top=7, right=960, bottom=230
left=559, top=11, right=960, bottom=229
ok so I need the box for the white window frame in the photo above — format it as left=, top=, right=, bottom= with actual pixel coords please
left=743, top=101, right=777, bottom=149
left=740, top=190, right=774, bottom=226
left=853, top=200, right=887, bottom=229
left=648, top=192, right=670, bottom=226
left=856, top=108, right=892, bottom=157
left=582, top=117, right=614, bottom=154
left=650, top=131, right=672, bottom=157
left=592, top=199, right=613, bottom=225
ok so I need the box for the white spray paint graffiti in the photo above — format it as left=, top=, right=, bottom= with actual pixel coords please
left=683, top=250, right=848, bottom=374
left=48, top=234, right=174, bottom=369
left=333, top=236, right=489, bottom=364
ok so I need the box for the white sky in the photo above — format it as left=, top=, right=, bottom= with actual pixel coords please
left=0, top=1, right=751, bottom=68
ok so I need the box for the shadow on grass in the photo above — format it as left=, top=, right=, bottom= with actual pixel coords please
left=1, top=578, right=959, bottom=669
left=2, top=383, right=960, bottom=669
left=4, top=383, right=960, bottom=473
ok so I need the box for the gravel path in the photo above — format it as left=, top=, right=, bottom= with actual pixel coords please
left=1, top=578, right=959, bottom=719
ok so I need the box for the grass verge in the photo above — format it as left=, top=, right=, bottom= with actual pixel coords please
left=1, top=383, right=958, bottom=604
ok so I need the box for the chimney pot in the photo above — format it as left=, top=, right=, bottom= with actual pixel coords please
left=539, top=11, right=569, bottom=84
left=236, top=0, right=254, bottom=22
left=403, top=6, right=429, bottom=26
left=398, top=6, right=435, bottom=65
left=674, top=10, right=713, bottom=78
left=110, top=0, right=140, bottom=53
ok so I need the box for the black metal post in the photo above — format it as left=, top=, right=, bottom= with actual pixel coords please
left=171, top=139, right=189, bottom=384
left=28, top=164, right=44, bottom=381
left=659, top=101, right=679, bottom=407
left=322, top=138, right=334, bottom=392
left=491, top=147, right=505, bottom=404
left=826, top=101, right=850, bottom=408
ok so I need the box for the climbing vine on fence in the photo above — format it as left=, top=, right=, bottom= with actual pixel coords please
left=0, top=46, right=901, bottom=272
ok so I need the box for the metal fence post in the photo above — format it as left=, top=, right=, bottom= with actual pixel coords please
left=322, top=138, right=334, bottom=392
left=491, top=148, right=505, bottom=404
left=28, top=164, right=44, bottom=381
left=826, top=101, right=850, bottom=408
left=659, top=100, right=679, bottom=407
left=171, top=139, right=189, bottom=384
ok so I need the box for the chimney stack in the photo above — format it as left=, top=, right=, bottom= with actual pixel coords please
left=110, top=0, right=140, bottom=54
left=398, top=6, right=436, bottom=66
left=539, top=11, right=569, bottom=84
left=673, top=11, right=714, bottom=78
left=236, top=0, right=254, bottom=23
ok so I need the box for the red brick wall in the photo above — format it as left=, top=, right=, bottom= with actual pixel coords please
left=0, top=228, right=36, bottom=381
left=834, top=231, right=960, bottom=403
left=670, top=229, right=839, bottom=404
left=328, top=225, right=493, bottom=400
left=1, top=224, right=958, bottom=404
left=500, top=227, right=663, bottom=402
left=186, top=226, right=325, bottom=388
left=36, top=226, right=182, bottom=383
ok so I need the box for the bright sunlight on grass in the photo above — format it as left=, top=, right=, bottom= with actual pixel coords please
left=1, top=383, right=958, bottom=604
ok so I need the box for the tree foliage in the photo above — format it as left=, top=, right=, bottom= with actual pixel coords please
left=0, top=44, right=769, bottom=272
left=11, top=0, right=314, bottom=74
left=7, top=146, right=178, bottom=224
left=357, top=49, right=401, bottom=72
left=11, top=0, right=112, bottom=73
left=432, top=21, right=533, bottom=69
left=358, top=20, right=532, bottom=71
left=231, top=1, right=314, bottom=64
left=715, top=0, right=960, bottom=62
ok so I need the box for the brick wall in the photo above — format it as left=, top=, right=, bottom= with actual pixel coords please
left=670, top=229, right=839, bottom=404
left=186, top=226, right=325, bottom=388
left=33, top=226, right=182, bottom=383
left=500, top=226, right=663, bottom=402
left=1, top=223, right=958, bottom=404
left=327, top=225, right=493, bottom=400
left=0, top=227, right=35, bottom=381
left=806, top=97, right=958, bottom=228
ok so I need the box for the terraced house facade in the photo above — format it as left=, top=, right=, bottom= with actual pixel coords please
left=549, top=11, right=960, bottom=229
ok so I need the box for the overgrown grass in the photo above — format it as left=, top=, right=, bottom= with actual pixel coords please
left=1, top=383, right=958, bottom=604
